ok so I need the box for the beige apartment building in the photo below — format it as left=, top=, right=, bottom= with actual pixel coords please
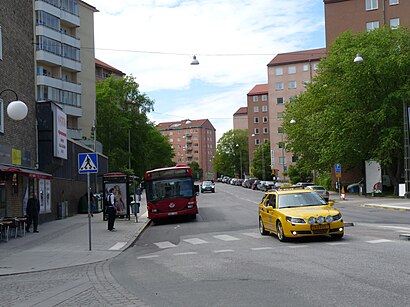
left=233, top=107, right=248, bottom=131
left=267, top=48, right=326, bottom=180
left=246, top=84, right=269, bottom=164
left=95, top=58, right=125, bottom=81
left=324, top=0, right=410, bottom=46
left=157, top=119, right=216, bottom=180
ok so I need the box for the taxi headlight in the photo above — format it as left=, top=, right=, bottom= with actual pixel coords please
left=286, top=217, right=306, bottom=224
left=325, top=215, right=333, bottom=223
left=308, top=217, right=316, bottom=225
left=317, top=216, right=325, bottom=224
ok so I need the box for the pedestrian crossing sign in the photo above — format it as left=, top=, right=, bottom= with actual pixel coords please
left=78, top=153, right=98, bottom=174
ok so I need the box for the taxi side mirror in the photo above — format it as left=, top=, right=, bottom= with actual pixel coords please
left=328, top=200, right=335, bottom=206
left=266, top=205, right=275, bottom=211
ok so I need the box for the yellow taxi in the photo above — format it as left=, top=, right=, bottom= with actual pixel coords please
left=258, top=187, right=344, bottom=242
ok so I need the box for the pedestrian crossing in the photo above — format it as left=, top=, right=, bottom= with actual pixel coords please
left=137, top=232, right=401, bottom=260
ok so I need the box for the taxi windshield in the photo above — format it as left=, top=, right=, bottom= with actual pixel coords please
left=278, top=192, right=326, bottom=209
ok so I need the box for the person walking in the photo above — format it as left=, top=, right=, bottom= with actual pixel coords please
left=106, top=188, right=116, bottom=231
left=26, top=193, right=40, bottom=233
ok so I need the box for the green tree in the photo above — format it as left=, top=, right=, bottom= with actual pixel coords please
left=251, top=142, right=271, bottom=180
left=213, top=129, right=249, bottom=178
left=283, top=27, right=410, bottom=195
left=96, top=75, right=174, bottom=177
left=189, top=161, right=203, bottom=181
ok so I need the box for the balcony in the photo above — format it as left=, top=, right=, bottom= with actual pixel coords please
left=186, top=147, right=193, bottom=151
left=185, top=133, right=192, bottom=137
left=67, top=128, right=82, bottom=140
left=186, top=140, right=192, bottom=144
left=37, top=74, right=81, bottom=94
left=186, top=154, right=193, bottom=158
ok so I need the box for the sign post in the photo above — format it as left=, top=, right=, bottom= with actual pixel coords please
left=78, top=153, right=98, bottom=251
left=335, top=163, right=342, bottom=196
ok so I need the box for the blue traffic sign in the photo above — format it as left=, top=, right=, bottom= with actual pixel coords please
left=335, top=163, right=342, bottom=173
left=78, top=153, right=98, bottom=174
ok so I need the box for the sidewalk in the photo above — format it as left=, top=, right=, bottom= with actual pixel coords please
left=0, top=201, right=150, bottom=276
left=331, top=191, right=410, bottom=211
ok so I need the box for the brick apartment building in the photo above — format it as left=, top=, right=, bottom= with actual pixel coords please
left=324, top=0, right=410, bottom=46
left=267, top=48, right=326, bottom=181
left=157, top=119, right=216, bottom=180
left=246, top=84, right=269, bottom=164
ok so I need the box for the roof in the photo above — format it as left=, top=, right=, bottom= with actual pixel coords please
left=157, top=119, right=216, bottom=131
left=233, top=107, right=248, bottom=116
left=247, top=84, right=268, bottom=96
left=267, top=48, right=327, bottom=67
left=95, top=58, right=125, bottom=76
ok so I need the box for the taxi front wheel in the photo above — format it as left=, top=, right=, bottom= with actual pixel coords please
left=259, top=217, right=269, bottom=235
left=276, top=221, right=288, bottom=242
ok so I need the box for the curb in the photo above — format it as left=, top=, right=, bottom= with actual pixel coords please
left=360, top=204, right=410, bottom=212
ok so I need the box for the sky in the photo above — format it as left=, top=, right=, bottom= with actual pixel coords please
left=85, top=0, right=326, bottom=141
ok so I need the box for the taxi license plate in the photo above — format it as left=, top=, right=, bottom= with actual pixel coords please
left=311, top=224, right=329, bottom=230
left=168, top=212, right=178, bottom=216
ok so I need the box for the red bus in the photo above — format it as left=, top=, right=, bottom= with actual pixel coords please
left=145, top=165, right=199, bottom=222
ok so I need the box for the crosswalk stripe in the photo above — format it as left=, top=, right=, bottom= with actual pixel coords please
left=366, top=239, right=393, bottom=244
left=287, top=245, right=309, bottom=249
left=251, top=247, right=273, bottom=251
left=242, top=232, right=264, bottom=238
left=213, top=234, right=240, bottom=241
left=173, top=252, right=198, bottom=256
left=138, top=255, right=160, bottom=259
left=183, top=238, right=208, bottom=245
left=326, top=242, right=349, bottom=246
left=213, top=249, right=234, bottom=253
left=154, top=241, right=177, bottom=249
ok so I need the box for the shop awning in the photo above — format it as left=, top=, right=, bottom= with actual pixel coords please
left=0, top=164, right=53, bottom=180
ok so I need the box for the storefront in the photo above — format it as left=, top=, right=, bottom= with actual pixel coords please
left=0, top=164, right=52, bottom=218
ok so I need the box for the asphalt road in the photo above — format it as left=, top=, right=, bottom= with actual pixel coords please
left=111, top=183, right=410, bottom=307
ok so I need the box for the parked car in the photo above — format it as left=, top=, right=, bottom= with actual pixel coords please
left=201, top=180, right=215, bottom=193
left=243, top=178, right=256, bottom=188
left=235, top=179, right=244, bottom=186
left=252, top=180, right=260, bottom=190
left=258, top=187, right=344, bottom=242
left=305, top=185, right=330, bottom=202
left=256, top=181, right=267, bottom=191
left=295, top=182, right=315, bottom=188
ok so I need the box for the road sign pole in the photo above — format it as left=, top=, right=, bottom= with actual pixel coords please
left=87, top=172, right=92, bottom=251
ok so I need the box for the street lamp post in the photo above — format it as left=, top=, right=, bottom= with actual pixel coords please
left=236, top=144, right=243, bottom=179
left=0, top=89, right=28, bottom=121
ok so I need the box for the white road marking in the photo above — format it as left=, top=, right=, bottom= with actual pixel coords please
left=251, top=247, right=273, bottom=251
left=154, top=241, right=177, bottom=249
left=378, top=226, right=410, bottom=232
left=213, top=234, right=240, bottom=241
left=183, top=238, right=208, bottom=245
left=137, top=255, right=160, bottom=259
left=213, top=249, right=234, bottom=253
left=109, top=242, right=127, bottom=250
left=173, top=252, right=198, bottom=256
left=326, top=242, right=349, bottom=246
left=242, top=232, right=264, bottom=238
left=366, top=239, right=393, bottom=244
left=287, top=245, right=309, bottom=249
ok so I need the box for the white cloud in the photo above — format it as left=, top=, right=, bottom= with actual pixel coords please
left=85, top=0, right=325, bottom=138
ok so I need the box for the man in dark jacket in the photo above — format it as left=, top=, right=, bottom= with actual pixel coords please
left=26, top=193, right=40, bottom=233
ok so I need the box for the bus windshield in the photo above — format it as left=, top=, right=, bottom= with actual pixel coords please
left=146, top=177, right=194, bottom=201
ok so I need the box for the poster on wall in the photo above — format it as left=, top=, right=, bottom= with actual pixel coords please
left=365, top=160, right=382, bottom=194
left=39, top=179, right=52, bottom=213
left=104, top=182, right=127, bottom=216
left=53, top=106, right=67, bottom=159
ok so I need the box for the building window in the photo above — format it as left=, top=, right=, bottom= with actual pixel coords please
left=288, top=81, right=297, bottom=89
left=288, top=66, right=296, bottom=74
left=261, top=94, right=268, bottom=101
left=366, top=21, right=380, bottom=31
left=275, top=82, right=284, bottom=90
left=313, top=63, right=319, bottom=71
left=169, top=138, right=173, bottom=142
left=262, top=105, right=268, bottom=112
left=275, top=67, right=283, bottom=76
left=255, top=139, right=260, bottom=145
left=169, top=131, right=173, bottom=135
left=254, top=117, right=259, bottom=123
left=389, top=0, right=398, bottom=5
left=390, top=18, right=400, bottom=29
left=263, top=127, right=269, bottom=134
left=303, top=63, right=309, bottom=71
left=254, top=128, right=260, bottom=134
left=292, top=156, right=298, bottom=163
left=366, top=0, right=378, bottom=10
left=253, top=96, right=259, bottom=102
left=277, top=97, right=284, bottom=104
left=279, top=156, right=286, bottom=165
left=263, top=116, right=268, bottom=123
left=253, top=106, right=259, bottom=113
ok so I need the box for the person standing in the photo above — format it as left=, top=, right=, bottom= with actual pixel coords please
left=106, top=188, right=116, bottom=231
left=26, top=193, right=40, bottom=233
